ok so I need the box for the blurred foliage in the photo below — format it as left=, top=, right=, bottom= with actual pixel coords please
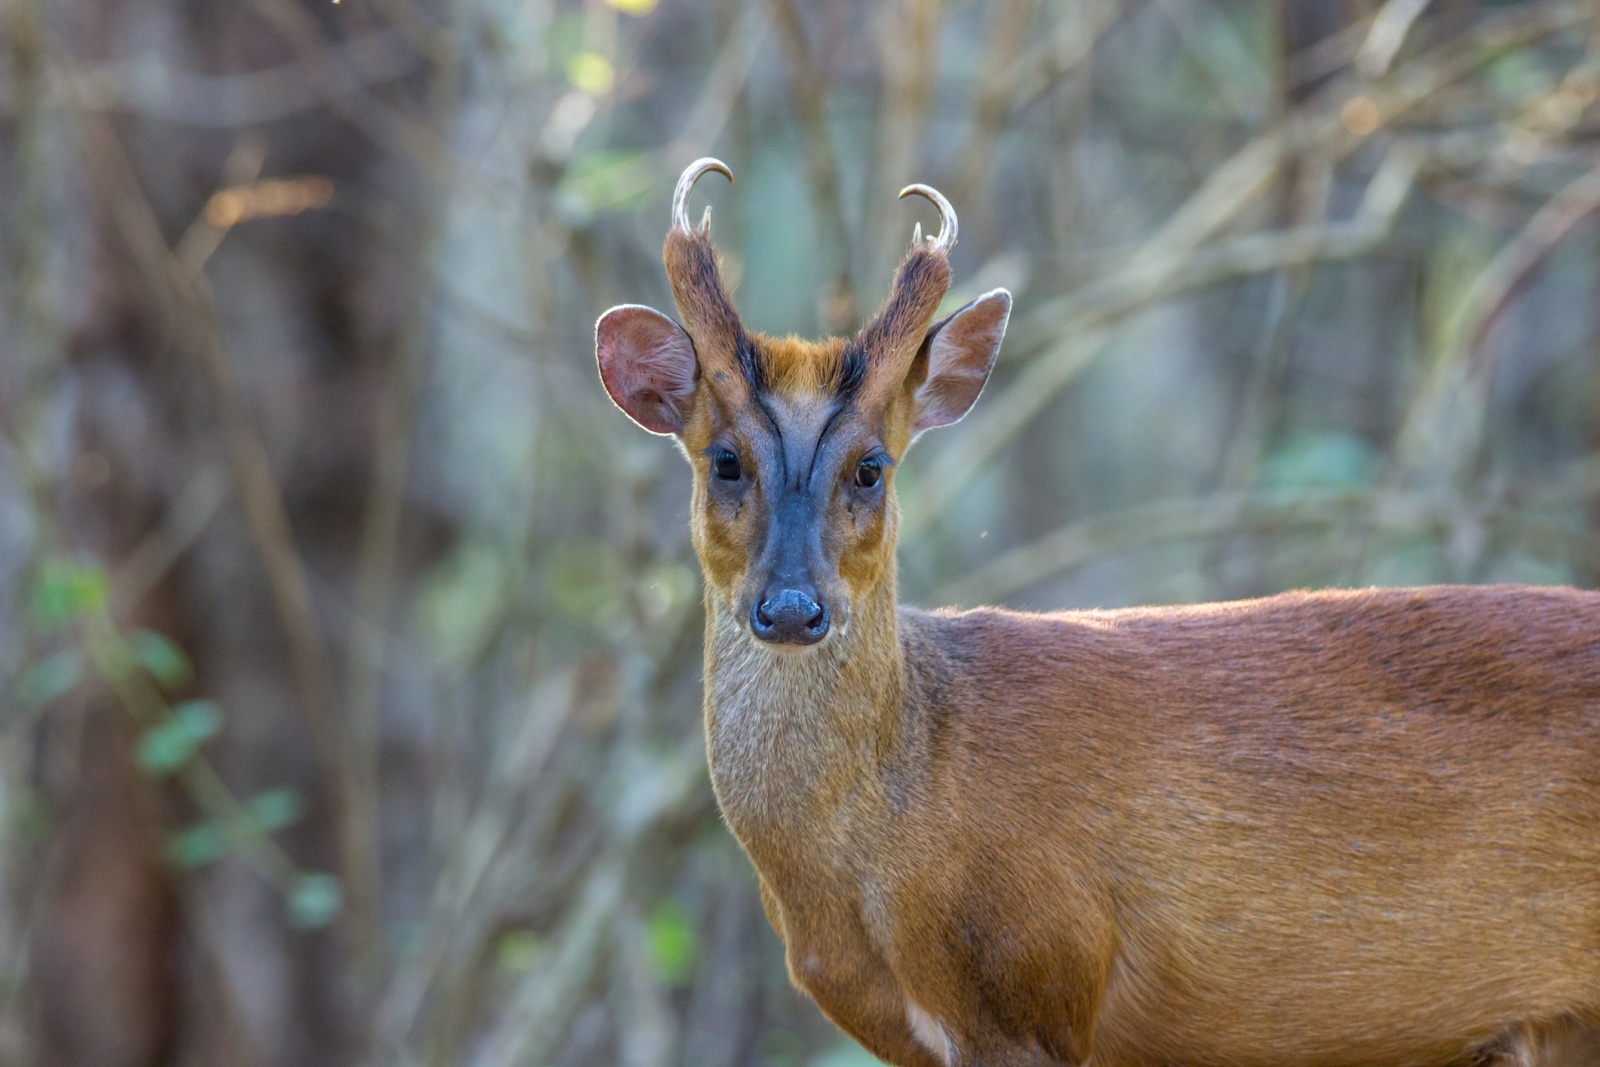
left=4, top=0, right=1600, bottom=1065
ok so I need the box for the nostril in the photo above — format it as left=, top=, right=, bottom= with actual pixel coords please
left=751, top=588, right=829, bottom=644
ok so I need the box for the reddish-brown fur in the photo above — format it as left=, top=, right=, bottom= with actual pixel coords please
left=597, top=172, right=1600, bottom=1067
left=702, top=580, right=1600, bottom=1067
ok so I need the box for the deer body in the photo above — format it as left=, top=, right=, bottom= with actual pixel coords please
left=707, top=584, right=1600, bottom=1067
left=597, top=161, right=1600, bottom=1065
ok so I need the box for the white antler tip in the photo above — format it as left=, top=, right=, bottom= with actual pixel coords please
left=897, top=182, right=957, bottom=254
left=673, top=157, right=734, bottom=235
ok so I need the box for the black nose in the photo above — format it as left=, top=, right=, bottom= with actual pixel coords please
left=751, top=587, right=829, bottom=645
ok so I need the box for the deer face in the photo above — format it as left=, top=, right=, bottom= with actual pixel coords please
left=597, top=161, right=1009, bottom=649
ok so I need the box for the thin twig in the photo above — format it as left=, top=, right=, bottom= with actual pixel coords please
left=71, top=107, right=376, bottom=960
left=1359, top=0, right=1435, bottom=79
left=44, top=31, right=424, bottom=128
left=112, top=465, right=230, bottom=618
left=907, top=0, right=1594, bottom=533
left=950, top=0, right=1038, bottom=213
left=907, top=144, right=1421, bottom=533
left=870, top=0, right=944, bottom=288
left=345, top=0, right=468, bottom=983
left=1393, top=156, right=1600, bottom=489
left=767, top=0, right=856, bottom=330
left=940, top=483, right=1600, bottom=607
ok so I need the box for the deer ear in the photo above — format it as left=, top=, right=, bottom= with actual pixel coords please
left=911, top=289, right=1010, bottom=433
left=596, top=304, right=699, bottom=436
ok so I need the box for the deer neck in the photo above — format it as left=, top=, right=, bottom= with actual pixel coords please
left=702, top=575, right=906, bottom=861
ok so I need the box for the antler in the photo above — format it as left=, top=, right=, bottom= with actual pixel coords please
left=663, top=158, right=749, bottom=398
left=899, top=183, right=957, bottom=255
left=855, top=183, right=958, bottom=410
left=673, top=157, right=734, bottom=235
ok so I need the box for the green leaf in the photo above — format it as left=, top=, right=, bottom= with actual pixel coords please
left=136, top=723, right=195, bottom=775
left=17, top=650, right=83, bottom=707
left=288, top=873, right=342, bottom=929
left=31, top=561, right=108, bottom=630
left=171, top=700, right=223, bottom=742
left=128, top=630, right=191, bottom=689
left=644, top=899, right=697, bottom=987
left=565, top=51, right=614, bottom=94
left=1258, top=433, right=1381, bottom=491
left=166, top=824, right=227, bottom=869
left=494, top=928, right=544, bottom=973
left=10, top=786, right=52, bottom=846
left=415, top=541, right=512, bottom=666
left=135, top=700, right=223, bottom=775
left=555, top=151, right=656, bottom=221
left=247, top=788, right=304, bottom=832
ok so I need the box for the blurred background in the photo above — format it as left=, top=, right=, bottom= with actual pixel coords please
left=3, top=0, right=1600, bottom=1064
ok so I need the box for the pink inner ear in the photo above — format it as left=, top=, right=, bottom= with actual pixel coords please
left=913, top=290, right=1011, bottom=432
left=596, top=305, right=699, bottom=435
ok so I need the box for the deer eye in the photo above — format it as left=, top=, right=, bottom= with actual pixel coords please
left=854, top=456, right=882, bottom=489
left=713, top=449, right=741, bottom=481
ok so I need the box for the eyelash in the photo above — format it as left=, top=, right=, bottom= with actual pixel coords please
left=712, top=449, right=741, bottom=481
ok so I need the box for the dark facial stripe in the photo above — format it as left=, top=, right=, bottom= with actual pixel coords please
left=737, top=337, right=768, bottom=393
left=834, top=344, right=867, bottom=400
left=806, top=397, right=854, bottom=489
left=750, top=390, right=788, bottom=484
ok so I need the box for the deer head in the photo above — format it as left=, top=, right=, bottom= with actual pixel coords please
left=597, top=158, right=1010, bottom=648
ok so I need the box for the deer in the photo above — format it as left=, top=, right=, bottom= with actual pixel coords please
left=593, top=158, right=1600, bottom=1067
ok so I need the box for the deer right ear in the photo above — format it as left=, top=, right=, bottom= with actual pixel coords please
left=596, top=304, right=700, bottom=436
left=910, top=288, right=1010, bottom=433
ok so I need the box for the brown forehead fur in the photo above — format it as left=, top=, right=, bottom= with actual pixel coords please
left=750, top=334, right=854, bottom=398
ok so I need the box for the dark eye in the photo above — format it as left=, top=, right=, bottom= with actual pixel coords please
left=713, top=449, right=741, bottom=481
left=855, top=456, right=882, bottom=489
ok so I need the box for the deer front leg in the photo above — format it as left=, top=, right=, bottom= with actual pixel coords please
left=790, top=945, right=949, bottom=1067
left=760, top=880, right=946, bottom=1067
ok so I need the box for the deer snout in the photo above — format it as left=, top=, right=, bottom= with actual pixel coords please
left=751, top=586, right=829, bottom=646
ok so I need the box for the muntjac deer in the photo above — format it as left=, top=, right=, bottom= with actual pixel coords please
left=595, top=158, right=1600, bottom=1067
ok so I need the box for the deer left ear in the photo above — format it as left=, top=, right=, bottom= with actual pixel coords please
left=910, top=289, right=1010, bottom=433
left=596, top=304, right=699, bottom=436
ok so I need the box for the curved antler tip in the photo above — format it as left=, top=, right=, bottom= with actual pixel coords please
left=897, top=182, right=957, bottom=254
left=673, top=157, right=734, bottom=235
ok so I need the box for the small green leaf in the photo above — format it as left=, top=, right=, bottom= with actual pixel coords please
left=565, top=51, right=614, bottom=94
left=1258, top=432, right=1381, bottom=491
left=11, top=786, right=52, bottom=846
left=135, top=700, right=223, bottom=776
left=128, top=630, right=191, bottom=689
left=171, top=700, right=223, bottom=742
left=494, top=928, right=544, bottom=973
left=31, top=561, right=108, bottom=630
left=18, top=650, right=83, bottom=707
left=415, top=541, right=512, bottom=666
left=247, top=788, right=304, bottom=831
left=288, top=873, right=342, bottom=929
left=136, top=722, right=195, bottom=775
left=555, top=151, right=656, bottom=221
left=166, top=824, right=227, bottom=869
left=644, top=899, right=697, bottom=987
